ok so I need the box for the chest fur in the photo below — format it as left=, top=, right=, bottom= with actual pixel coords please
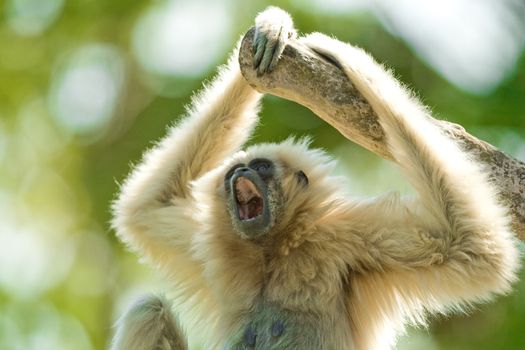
left=261, top=242, right=347, bottom=310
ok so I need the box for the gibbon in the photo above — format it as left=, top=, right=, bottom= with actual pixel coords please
left=111, top=6, right=520, bottom=350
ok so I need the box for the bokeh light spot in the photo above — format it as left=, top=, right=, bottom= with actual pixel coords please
left=49, top=44, right=124, bottom=134
left=132, top=0, right=231, bottom=77
left=0, top=203, right=76, bottom=298
left=6, top=0, right=64, bottom=36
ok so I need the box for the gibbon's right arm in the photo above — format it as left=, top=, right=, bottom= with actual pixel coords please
left=112, top=50, right=260, bottom=266
left=300, top=33, right=520, bottom=308
left=112, top=6, right=295, bottom=272
left=111, top=7, right=295, bottom=349
left=110, top=48, right=261, bottom=349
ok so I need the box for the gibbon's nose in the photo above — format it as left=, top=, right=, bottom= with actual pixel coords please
left=235, top=167, right=251, bottom=175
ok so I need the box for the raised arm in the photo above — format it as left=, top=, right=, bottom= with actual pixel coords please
left=111, top=9, right=296, bottom=348
left=113, top=5, right=296, bottom=270
left=112, top=49, right=260, bottom=262
left=300, top=33, right=520, bottom=304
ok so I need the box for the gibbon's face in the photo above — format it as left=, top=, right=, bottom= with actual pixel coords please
left=223, top=157, right=309, bottom=238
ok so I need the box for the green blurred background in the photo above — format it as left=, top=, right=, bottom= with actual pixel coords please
left=1, top=0, right=525, bottom=349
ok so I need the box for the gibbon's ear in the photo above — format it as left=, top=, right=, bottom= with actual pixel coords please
left=296, top=170, right=309, bottom=186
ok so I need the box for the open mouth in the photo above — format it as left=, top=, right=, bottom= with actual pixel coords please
left=235, top=176, right=264, bottom=221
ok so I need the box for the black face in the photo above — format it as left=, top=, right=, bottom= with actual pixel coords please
left=224, top=158, right=309, bottom=238
left=224, top=158, right=276, bottom=238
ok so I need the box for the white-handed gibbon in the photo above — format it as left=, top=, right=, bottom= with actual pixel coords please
left=111, top=6, right=520, bottom=350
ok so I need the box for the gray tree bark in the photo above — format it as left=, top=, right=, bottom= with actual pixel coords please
left=238, top=28, right=525, bottom=242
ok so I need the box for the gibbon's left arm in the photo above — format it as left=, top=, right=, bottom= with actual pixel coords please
left=300, top=34, right=520, bottom=308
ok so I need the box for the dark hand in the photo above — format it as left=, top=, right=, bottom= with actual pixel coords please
left=253, top=7, right=296, bottom=75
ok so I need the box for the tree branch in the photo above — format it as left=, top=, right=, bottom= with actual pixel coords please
left=238, top=28, right=525, bottom=241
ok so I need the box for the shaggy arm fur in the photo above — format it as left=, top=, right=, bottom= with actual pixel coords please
left=301, top=32, right=520, bottom=304
left=112, top=51, right=260, bottom=262
left=111, top=8, right=296, bottom=349
left=299, top=33, right=520, bottom=349
left=111, top=45, right=261, bottom=350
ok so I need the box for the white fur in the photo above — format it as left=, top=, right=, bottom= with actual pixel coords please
left=110, top=295, right=187, bottom=350
left=112, top=8, right=520, bottom=350
left=300, top=32, right=520, bottom=348
left=111, top=40, right=261, bottom=348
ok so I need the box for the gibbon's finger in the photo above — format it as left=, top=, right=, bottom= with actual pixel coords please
left=268, top=28, right=287, bottom=72
left=252, top=27, right=260, bottom=53
left=257, top=32, right=279, bottom=75
left=253, top=33, right=268, bottom=70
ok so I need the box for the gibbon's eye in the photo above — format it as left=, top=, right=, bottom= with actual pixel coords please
left=296, top=170, right=308, bottom=186
left=249, top=158, right=274, bottom=178
left=225, top=163, right=244, bottom=182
